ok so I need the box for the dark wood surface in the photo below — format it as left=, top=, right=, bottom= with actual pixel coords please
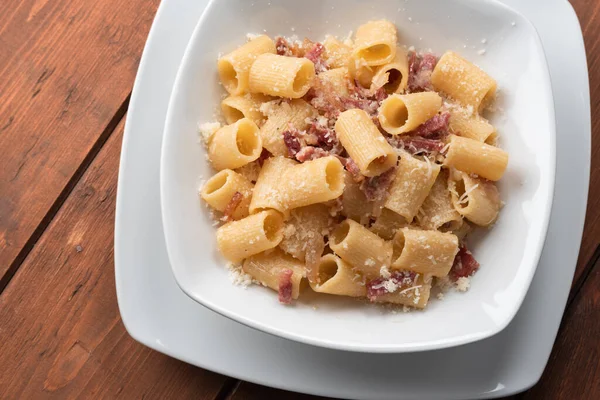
left=0, top=0, right=598, bottom=399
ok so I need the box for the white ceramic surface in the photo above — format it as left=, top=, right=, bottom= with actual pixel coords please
left=115, top=0, right=590, bottom=397
left=160, top=0, right=556, bottom=352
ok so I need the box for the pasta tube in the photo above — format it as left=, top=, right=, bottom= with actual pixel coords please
left=335, top=109, right=398, bottom=177
left=431, top=51, right=497, bottom=111
left=243, top=248, right=305, bottom=301
left=391, top=228, right=459, bottom=277
left=249, top=53, right=315, bottom=98
left=443, top=135, right=508, bottom=181
left=329, top=219, right=393, bottom=279
left=221, top=94, right=270, bottom=125
left=448, top=170, right=501, bottom=226
left=416, top=169, right=463, bottom=231
left=218, top=35, right=276, bottom=95
left=208, top=118, right=262, bottom=171
left=371, top=47, right=409, bottom=94
left=200, top=169, right=253, bottom=220
left=217, top=210, right=284, bottom=263
left=310, top=254, right=367, bottom=297
left=385, top=150, right=440, bottom=222
left=378, top=92, right=442, bottom=135
left=352, top=20, right=397, bottom=66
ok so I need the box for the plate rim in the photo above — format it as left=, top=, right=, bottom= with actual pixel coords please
left=159, top=0, right=557, bottom=353
left=114, top=0, right=590, bottom=398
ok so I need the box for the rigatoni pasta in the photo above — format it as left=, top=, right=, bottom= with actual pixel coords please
left=417, top=169, right=463, bottom=231
left=323, top=35, right=352, bottom=69
left=259, top=99, right=317, bottom=156
left=385, top=150, right=441, bottom=222
left=431, top=51, right=497, bottom=111
left=444, top=135, right=508, bottom=181
left=249, top=156, right=297, bottom=214
left=200, top=169, right=253, bottom=220
left=208, top=118, right=262, bottom=171
left=217, top=210, right=284, bottom=263
left=371, top=47, right=409, bottom=94
left=447, top=105, right=496, bottom=143
left=340, top=171, right=373, bottom=222
left=197, top=20, right=508, bottom=308
left=329, top=219, right=393, bottom=280
left=392, top=228, right=459, bottom=277
left=243, top=249, right=305, bottom=302
left=448, top=170, right=501, bottom=226
left=281, top=156, right=345, bottom=210
left=378, top=92, right=442, bottom=134
left=249, top=53, right=315, bottom=98
left=352, top=20, right=397, bottom=66
left=221, top=94, right=270, bottom=125
left=218, top=35, right=276, bottom=95
left=335, top=109, right=397, bottom=177
left=310, top=254, right=367, bottom=297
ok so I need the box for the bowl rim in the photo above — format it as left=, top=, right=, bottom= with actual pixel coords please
left=160, top=0, right=557, bottom=353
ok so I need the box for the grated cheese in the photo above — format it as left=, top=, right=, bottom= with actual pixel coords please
left=225, top=262, right=253, bottom=287
left=458, top=183, right=479, bottom=205
left=198, top=122, right=221, bottom=143
left=456, top=277, right=471, bottom=292
left=380, top=266, right=392, bottom=279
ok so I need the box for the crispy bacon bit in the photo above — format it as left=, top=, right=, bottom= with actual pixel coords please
left=360, top=167, right=396, bottom=202
left=374, top=87, right=388, bottom=102
left=411, top=112, right=451, bottom=137
left=304, top=42, right=329, bottom=73
left=388, top=136, right=445, bottom=155
left=307, top=120, right=342, bottom=154
left=308, top=80, right=345, bottom=119
left=276, top=36, right=292, bottom=56
left=222, top=192, right=244, bottom=222
left=295, top=146, right=330, bottom=162
left=408, top=52, right=437, bottom=93
left=450, top=244, right=480, bottom=281
left=340, top=96, right=380, bottom=115
left=309, top=77, right=388, bottom=119
left=283, top=120, right=342, bottom=162
left=257, top=148, right=271, bottom=167
left=275, top=36, right=306, bottom=57
left=283, top=129, right=302, bottom=157
left=366, top=270, right=418, bottom=301
left=420, top=53, right=437, bottom=70
left=278, top=269, right=294, bottom=304
left=335, top=156, right=364, bottom=182
left=352, top=81, right=388, bottom=103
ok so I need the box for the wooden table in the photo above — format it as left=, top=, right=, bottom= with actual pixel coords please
left=0, top=0, right=598, bottom=398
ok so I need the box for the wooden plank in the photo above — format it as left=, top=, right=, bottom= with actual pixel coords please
left=523, top=259, right=600, bottom=399
left=0, top=119, right=228, bottom=399
left=0, top=0, right=159, bottom=282
left=228, top=382, right=332, bottom=400
left=228, top=381, right=524, bottom=399
left=570, top=0, right=600, bottom=283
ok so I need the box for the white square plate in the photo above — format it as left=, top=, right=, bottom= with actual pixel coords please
left=115, top=0, right=590, bottom=397
left=160, top=0, right=555, bottom=352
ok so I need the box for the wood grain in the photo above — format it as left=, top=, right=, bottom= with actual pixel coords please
left=228, top=383, right=332, bottom=400
left=0, top=0, right=597, bottom=399
left=570, top=0, right=600, bottom=284
left=0, top=119, right=228, bottom=399
left=523, top=259, right=600, bottom=400
left=0, top=0, right=159, bottom=284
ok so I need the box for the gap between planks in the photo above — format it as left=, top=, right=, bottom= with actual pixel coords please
left=0, top=93, right=131, bottom=295
left=215, top=378, right=241, bottom=400
left=567, top=243, right=600, bottom=308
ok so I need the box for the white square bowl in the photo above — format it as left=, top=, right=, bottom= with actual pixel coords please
left=160, top=0, right=555, bottom=353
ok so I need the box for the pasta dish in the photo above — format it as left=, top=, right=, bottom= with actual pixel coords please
left=198, top=20, right=508, bottom=309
